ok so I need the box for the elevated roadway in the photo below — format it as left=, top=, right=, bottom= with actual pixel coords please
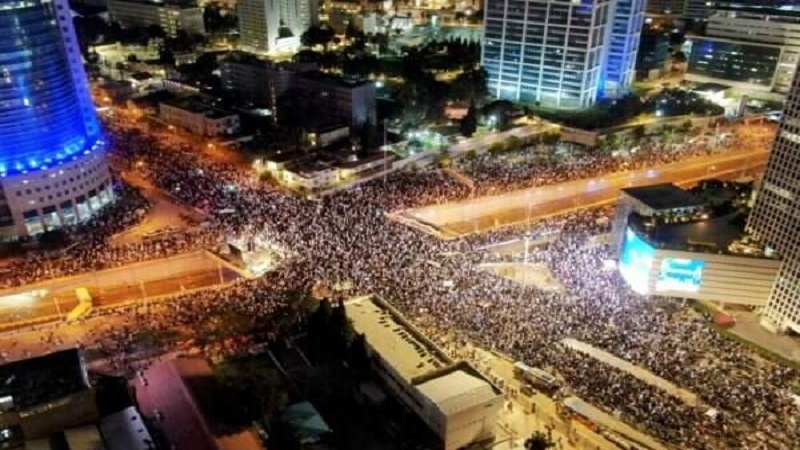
left=402, top=148, right=769, bottom=239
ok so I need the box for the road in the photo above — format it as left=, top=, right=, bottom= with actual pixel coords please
left=404, top=147, right=769, bottom=238
left=0, top=252, right=240, bottom=329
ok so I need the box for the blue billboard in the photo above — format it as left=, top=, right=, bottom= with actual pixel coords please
left=619, top=228, right=655, bottom=295
left=656, top=258, right=705, bottom=293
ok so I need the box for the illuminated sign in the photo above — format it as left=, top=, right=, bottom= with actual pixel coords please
left=656, top=258, right=705, bottom=292
left=619, top=228, right=655, bottom=295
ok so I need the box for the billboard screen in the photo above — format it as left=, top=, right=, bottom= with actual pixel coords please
left=656, top=258, right=705, bottom=292
left=619, top=228, right=655, bottom=294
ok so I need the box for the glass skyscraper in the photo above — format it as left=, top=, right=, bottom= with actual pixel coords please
left=0, top=0, right=113, bottom=238
left=747, top=69, right=800, bottom=333
left=482, top=0, right=645, bottom=109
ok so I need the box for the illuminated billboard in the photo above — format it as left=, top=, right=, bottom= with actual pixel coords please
left=619, top=228, right=655, bottom=294
left=656, top=258, right=705, bottom=293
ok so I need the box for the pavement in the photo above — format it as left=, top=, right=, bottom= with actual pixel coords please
left=403, top=147, right=769, bottom=238
left=113, top=171, right=205, bottom=246
left=480, top=263, right=564, bottom=292
left=727, top=310, right=800, bottom=364
left=464, top=345, right=621, bottom=450
left=0, top=252, right=239, bottom=331
left=562, top=338, right=700, bottom=407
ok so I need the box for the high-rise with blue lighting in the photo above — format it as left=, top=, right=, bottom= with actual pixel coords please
left=604, top=0, right=645, bottom=98
left=482, top=0, right=645, bottom=109
left=0, top=0, right=113, bottom=238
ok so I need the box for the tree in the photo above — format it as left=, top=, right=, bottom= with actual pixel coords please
left=541, top=131, right=561, bottom=146
left=464, top=149, right=477, bottom=162
left=524, top=431, right=555, bottom=450
left=459, top=102, right=478, bottom=137
left=505, top=136, right=522, bottom=152
left=301, top=24, right=335, bottom=50
left=450, top=68, right=488, bottom=104
left=631, top=125, right=646, bottom=143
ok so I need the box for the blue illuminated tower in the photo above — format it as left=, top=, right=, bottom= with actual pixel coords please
left=0, top=0, right=113, bottom=237
left=602, top=0, right=646, bottom=98
left=482, top=0, right=645, bottom=109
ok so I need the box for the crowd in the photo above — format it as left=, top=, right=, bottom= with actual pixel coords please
left=2, top=119, right=795, bottom=449
left=456, top=128, right=766, bottom=196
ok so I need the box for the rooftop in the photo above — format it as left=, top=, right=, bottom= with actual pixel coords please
left=347, top=296, right=451, bottom=381
left=99, top=407, right=154, bottom=450
left=417, top=369, right=499, bottom=415
left=691, top=82, right=731, bottom=93
left=0, top=349, right=89, bottom=410
left=161, top=97, right=236, bottom=119
left=622, top=183, right=705, bottom=211
left=297, top=71, right=373, bottom=89
left=633, top=211, right=747, bottom=251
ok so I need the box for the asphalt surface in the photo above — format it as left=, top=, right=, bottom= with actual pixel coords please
left=405, top=148, right=769, bottom=238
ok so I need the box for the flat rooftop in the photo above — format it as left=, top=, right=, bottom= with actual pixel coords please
left=0, top=349, right=89, bottom=410
left=417, top=369, right=499, bottom=415
left=622, top=183, right=705, bottom=211
left=632, top=211, right=771, bottom=257
left=347, top=297, right=450, bottom=381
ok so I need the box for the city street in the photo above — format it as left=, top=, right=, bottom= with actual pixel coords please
left=404, top=147, right=769, bottom=238
left=0, top=252, right=239, bottom=329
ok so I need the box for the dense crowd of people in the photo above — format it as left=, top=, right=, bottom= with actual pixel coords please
left=2, top=119, right=795, bottom=449
left=455, top=127, right=772, bottom=196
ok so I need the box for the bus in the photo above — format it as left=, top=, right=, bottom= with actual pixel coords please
left=513, top=362, right=561, bottom=395
left=75, top=288, right=92, bottom=305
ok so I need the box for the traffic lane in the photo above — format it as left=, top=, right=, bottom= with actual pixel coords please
left=412, top=148, right=769, bottom=224
left=428, top=154, right=768, bottom=237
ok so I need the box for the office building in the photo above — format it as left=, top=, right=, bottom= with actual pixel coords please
left=684, top=4, right=800, bottom=95
left=483, top=0, right=646, bottom=109
left=747, top=70, right=800, bottom=333
left=219, top=52, right=315, bottom=107
left=347, top=297, right=502, bottom=450
left=0, top=0, right=114, bottom=239
left=0, top=349, right=98, bottom=444
left=613, top=183, right=780, bottom=305
left=237, top=0, right=319, bottom=53
left=295, top=72, right=377, bottom=126
left=107, top=0, right=205, bottom=37
left=686, top=38, right=781, bottom=92
left=701, top=5, right=800, bottom=93
left=159, top=97, right=240, bottom=137
left=635, top=25, right=671, bottom=79
left=645, top=0, right=685, bottom=17
left=604, top=0, right=647, bottom=97
left=682, top=0, right=716, bottom=22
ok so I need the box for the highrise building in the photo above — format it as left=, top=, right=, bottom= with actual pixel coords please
left=0, top=0, right=113, bottom=238
left=482, top=0, right=645, bottom=109
left=605, top=0, right=646, bottom=97
left=747, top=71, right=800, bottom=333
left=237, top=0, right=319, bottom=53
left=106, top=0, right=206, bottom=38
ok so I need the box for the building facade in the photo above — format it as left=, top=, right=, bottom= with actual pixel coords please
left=644, top=0, right=686, bottom=17
left=347, top=297, right=502, bottom=450
left=219, top=52, right=315, bottom=107
left=686, top=38, right=781, bottom=91
left=107, top=0, right=205, bottom=37
left=747, top=70, right=800, bottom=333
left=483, top=0, right=645, bottom=109
left=237, top=0, right=318, bottom=53
left=159, top=98, right=240, bottom=137
left=0, top=0, right=114, bottom=238
left=295, top=73, right=377, bottom=126
left=604, top=0, right=646, bottom=97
